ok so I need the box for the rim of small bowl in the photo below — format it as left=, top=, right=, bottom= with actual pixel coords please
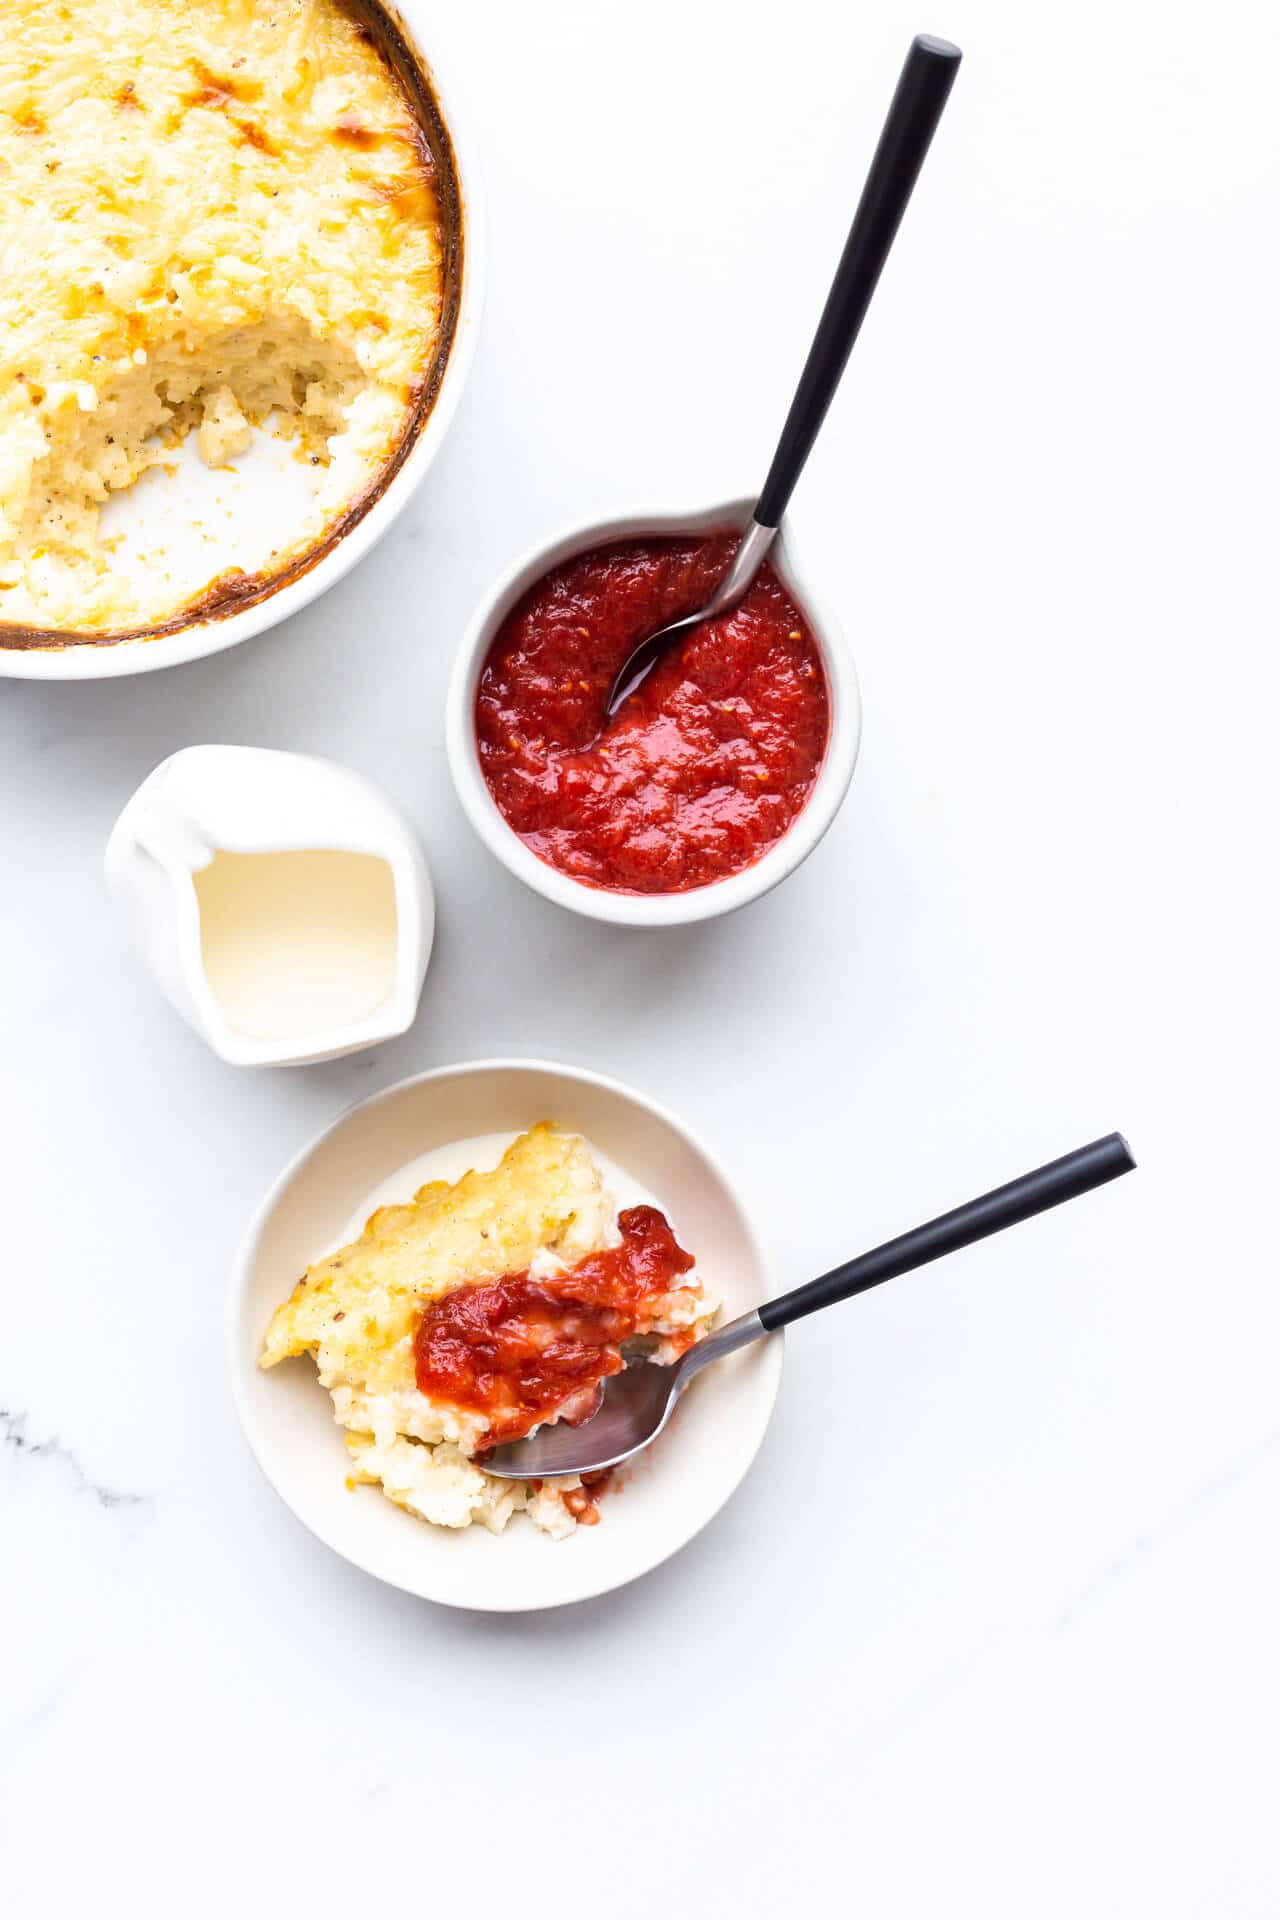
left=445, top=498, right=862, bottom=927
left=0, top=3, right=486, bottom=682
left=227, top=1056, right=784, bottom=1610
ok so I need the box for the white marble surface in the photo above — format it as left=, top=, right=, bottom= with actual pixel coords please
left=3, top=1, right=1278, bottom=1911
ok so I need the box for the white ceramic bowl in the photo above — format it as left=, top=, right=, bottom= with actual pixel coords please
left=446, top=497, right=861, bottom=926
left=0, top=3, right=484, bottom=682
left=230, top=1059, right=782, bottom=1610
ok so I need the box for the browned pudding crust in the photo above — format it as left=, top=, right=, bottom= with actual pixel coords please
left=0, top=0, right=463, bottom=653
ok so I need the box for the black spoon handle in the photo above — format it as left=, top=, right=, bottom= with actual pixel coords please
left=757, top=1134, right=1136, bottom=1333
left=754, top=33, right=961, bottom=530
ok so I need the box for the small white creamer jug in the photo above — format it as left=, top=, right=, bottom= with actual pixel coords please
left=105, top=744, right=434, bottom=1066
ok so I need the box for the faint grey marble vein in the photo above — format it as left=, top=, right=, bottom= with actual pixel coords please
left=0, top=1408, right=146, bottom=1510
left=1055, top=1419, right=1280, bottom=1632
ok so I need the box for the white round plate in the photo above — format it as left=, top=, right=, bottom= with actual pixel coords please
left=229, top=1058, right=781, bottom=1610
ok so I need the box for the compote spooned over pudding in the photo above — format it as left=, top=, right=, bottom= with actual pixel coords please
left=260, top=1126, right=717, bottom=1538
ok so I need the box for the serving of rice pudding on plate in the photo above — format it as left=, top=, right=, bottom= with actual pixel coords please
left=260, top=1125, right=718, bottom=1538
left=0, top=0, right=459, bottom=645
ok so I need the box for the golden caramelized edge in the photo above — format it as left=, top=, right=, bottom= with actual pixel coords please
left=0, top=0, right=464, bottom=654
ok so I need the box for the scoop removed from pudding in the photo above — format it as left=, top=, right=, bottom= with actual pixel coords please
left=0, top=0, right=455, bottom=642
left=260, top=1125, right=716, bottom=1537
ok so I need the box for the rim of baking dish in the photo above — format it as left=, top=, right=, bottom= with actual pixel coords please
left=0, top=2, right=486, bottom=681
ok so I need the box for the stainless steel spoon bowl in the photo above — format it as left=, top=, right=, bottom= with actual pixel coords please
left=482, top=1132, right=1136, bottom=1482
left=483, top=1309, right=767, bottom=1478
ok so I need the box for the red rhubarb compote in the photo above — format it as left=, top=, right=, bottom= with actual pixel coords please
left=413, top=1206, right=698, bottom=1446
left=475, top=534, right=829, bottom=893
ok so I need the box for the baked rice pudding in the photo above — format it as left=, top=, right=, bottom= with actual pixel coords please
left=260, top=1125, right=719, bottom=1538
left=0, top=0, right=458, bottom=644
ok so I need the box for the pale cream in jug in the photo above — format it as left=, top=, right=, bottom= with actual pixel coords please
left=194, top=849, right=398, bottom=1041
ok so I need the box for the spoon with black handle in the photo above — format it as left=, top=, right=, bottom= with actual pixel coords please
left=482, top=1133, right=1136, bottom=1479
left=604, top=31, right=962, bottom=717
